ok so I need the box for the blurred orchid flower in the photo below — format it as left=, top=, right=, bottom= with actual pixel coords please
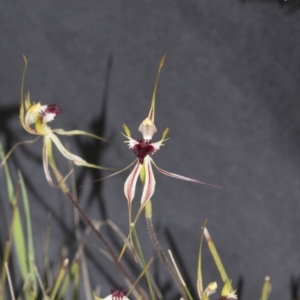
left=1, top=56, right=112, bottom=187
left=93, top=289, right=130, bottom=300
left=218, top=280, right=237, bottom=300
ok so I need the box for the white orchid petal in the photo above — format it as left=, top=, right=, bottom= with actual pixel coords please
left=50, top=133, right=112, bottom=170
left=140, top=156, right=156, bottom=206
left=124, top=161, right=142, bottom=205
left=151, top=158, right=222, bottom=189
left=124, top=136, right=138, bottom=149
left=49, top=133, right=87, bottom=165
left=151, top=141, right=163, bottom=152
left=43, top=137, right=55, bottom=187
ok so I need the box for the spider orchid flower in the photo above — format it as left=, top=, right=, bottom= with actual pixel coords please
left=122, top=55, right=221, bottom=225
left=93, top=289, right=130, bottom=300
left=1, top=56, right=112, bottom=188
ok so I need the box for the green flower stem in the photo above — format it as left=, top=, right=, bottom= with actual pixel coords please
left=19, top=171, right=37, bottom=296
left=50, top=259, right=69, bottom=300
left=0, top=145, right=28, bottom=284
left=132, top=226, right=156, bottom=300
left=46, top=142, right=148, bottom=299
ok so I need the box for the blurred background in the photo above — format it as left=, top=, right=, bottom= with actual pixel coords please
left=1, top=0, right=300, bottom=299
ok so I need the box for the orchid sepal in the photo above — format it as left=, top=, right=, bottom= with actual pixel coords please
left=151, top=159, right=222, bottom=189
left=43, top=135, right=55, bottom=188
left=19, top=57, right=35, bottom=135
left=122, top=123, right=131, bottom=138
left=148, top=54, right=166, bottom=123
left=49, top=133, right=112, bottom=170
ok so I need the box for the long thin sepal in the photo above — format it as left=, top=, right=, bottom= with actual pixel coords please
left=53, top=128, right=121, bottom=156
left=151, top=158, right=222, bottom=189
left=148, top=55, right=166, bottom=123
left=49, top=133, right=112, bottom=170
left=20, top=56, right=27, bottom=131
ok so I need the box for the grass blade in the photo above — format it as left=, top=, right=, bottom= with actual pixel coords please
left=0, top=144, right=29, bottom=283
left=19, top=170, right=37, bottom=296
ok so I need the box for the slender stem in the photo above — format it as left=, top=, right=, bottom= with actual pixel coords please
left=64, top=189, right=149, bottom=299
left=47, top=149, right=148, bottom=299
left=5, top=263, right=15, bottom=300
left=145, top=202, right=188, bottom=300
left=132, top=227, right=156, bottom=300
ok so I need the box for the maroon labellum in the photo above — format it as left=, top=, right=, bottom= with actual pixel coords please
left=132, top=138, right=156, bottom=164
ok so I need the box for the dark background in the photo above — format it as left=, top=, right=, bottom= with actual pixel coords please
left=1, top=1, right=300, bottom=299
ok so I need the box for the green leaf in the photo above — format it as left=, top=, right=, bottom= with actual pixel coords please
left=19, top=171, right=37, bottom=295
left=0, top=144, right=28, bottom=281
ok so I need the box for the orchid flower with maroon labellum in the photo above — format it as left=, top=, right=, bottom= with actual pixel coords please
left=1, top=56, right=112, bottom=188
left=93, top=289, right=130, bottom=300
left=96, top=56, right=221, bottom=254
left=122, top=55, right=221, bottom=228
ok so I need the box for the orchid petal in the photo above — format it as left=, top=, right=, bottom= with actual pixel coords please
left=53, top=128, right=122, bottom=156
left=49, top=133, right=112, bottom=170
left=124, top=161, right=142, bottom=205
left=53, top=128, right=109, bottom=143
left=43, top=136, right=55, bottom=187
left=79, top=159, right=137, bottom=189
left=151, top=127, right=169, bottom=151
left=161, top=127, right=169, bottom=140
left=203, top=282, right=217, bottom=298
left=148, top=54, right=166, bottom=123
left=20, top=57, right=37, bottom=134
left=140, top=156, right=156, bottom=207
left=151, top=158, right=222, bottom=189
